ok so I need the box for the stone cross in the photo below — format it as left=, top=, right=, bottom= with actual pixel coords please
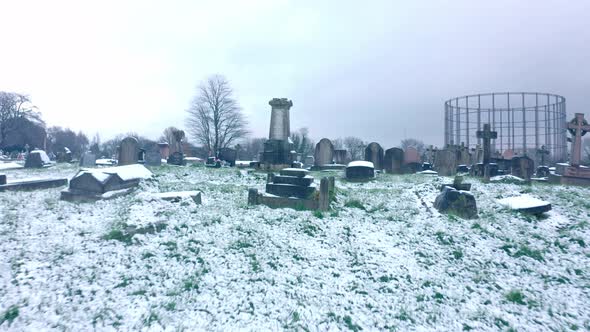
left=567, top=113, right=590, bottom=167
left=536, top=145, right=550, bottom=166
left=476, top=123, right=497, bottom=165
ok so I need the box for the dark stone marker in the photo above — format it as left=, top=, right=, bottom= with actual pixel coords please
left=25, top=150, right=50, bottom=168
left=384, top=147, right=404, bottom=174
left=476, top=123, right=497, bottom=180
left=167, top=152, right=185, bottom=166
left=0, top=174, right=7, bottom=185
left=364, top=142, right=384, bottom=170
left=118, top=137, right=139, bottom=166
left=345, top=161, right=375, bottom=181
left=511, top=156, right=535, bottom=181
left=434, top=186, right=478, bottom=219
left=145, top=151, right=162, bottom=166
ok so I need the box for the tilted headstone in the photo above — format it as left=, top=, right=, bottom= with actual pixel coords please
left=384, top=147, right=404, bottom=174
left=364, top=142, right=384, bottom=170
left=79, top=152, right=96, bottom=167
left=118, top=137, right=139, bottom=166
left=314, top=138, right=334, bottom=166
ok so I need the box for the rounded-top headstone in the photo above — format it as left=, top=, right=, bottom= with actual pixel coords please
left=364, top=142, right=384, bottom=170
left=314, top=138, right=334, bottom=166
left=119, top=137, right=139, bottom=166
left=384, top=147, right=404, bottom=174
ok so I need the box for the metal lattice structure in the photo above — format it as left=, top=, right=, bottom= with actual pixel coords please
left=444, top=92, right=567, bottom=162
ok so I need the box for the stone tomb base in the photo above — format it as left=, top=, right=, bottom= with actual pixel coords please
left=549, top=164, right=590, bottom=186
left=0, top=177, right=68, bottom=192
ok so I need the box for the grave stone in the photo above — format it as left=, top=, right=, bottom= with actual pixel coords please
left=118, top=137, right=139, bottom=166
left=266, top=168, right=315, bottom=199
left=303, top=156, right=315, bottom=168
left=511, top=156, right=534, bottom=182
left=536, top=166, right=550, bottom=178
left=24, top=150, right=51, bottom=168
left=435, top=149, right=457, bottom=176
left=260, top=98, right=296, bottom=169
left=364, top=142, right=384, bottom=170
left=168, top=152, right=185, bottom=166
left=158, top=142, right=170, bottom=159
left=549, top=113, right=590, bottom=186
left=145, top=150, right=162, bottom=166
left=384, top=147, right=404, bottom=174
left=79, top=152, right=96, bottom=167
left=434, top=186, right=478, bottom=219
left=498, top=195, right=552, bottom=215
left=345, top=161, right=375, bottom=181
left=333, top=149, right=348, bottom=165
left=314, top=138, right=334, bottom=167
left=56, top=147, right=72, bottom=163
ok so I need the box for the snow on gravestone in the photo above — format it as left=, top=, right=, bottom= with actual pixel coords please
left=497, top=195, right=551, bottom=214
left=24, top=150, right=51, bottom=168
left=345, top=161, right=375, bottom=181
left=118, top=137, right=139, bottom=166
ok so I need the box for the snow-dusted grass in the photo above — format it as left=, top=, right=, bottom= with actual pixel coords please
left=1, top=164, right=589, bottom=330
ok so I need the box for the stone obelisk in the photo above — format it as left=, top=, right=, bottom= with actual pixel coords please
left=260, top=98, right=296, bottom=170
left=268, top=98, right=292, bottom=140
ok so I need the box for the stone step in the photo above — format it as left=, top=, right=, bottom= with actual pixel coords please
left=279, top=168, right=309, bottom=178
left=272, top=175, right=314, bottom=187
left=266, top=183, right=316, bottom=199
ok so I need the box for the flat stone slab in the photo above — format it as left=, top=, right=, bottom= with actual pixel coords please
left=0, top=162, right=24, bottom=170
left=497, top=195, right=552, bottom=214
left=60, top=187, right=136, bottom=202
left=273, top=175, right=314, bottom=187
left=279, top=168, right=309, bottom=178
left=0, top=178, right=68, bottom=192
left=153, top=191, right=202, bottom=204
left=418, top=170, right=438, bottom=175
left=266, top=183, right=316, bottom=199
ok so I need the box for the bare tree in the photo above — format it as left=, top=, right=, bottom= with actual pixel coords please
left=0, top=92, right=42, bottom=147
left=186, top=75, right=249, bottom=156
left=343, top=136, right=366, bottom=160
left=400, top=138, right=426, bottom=155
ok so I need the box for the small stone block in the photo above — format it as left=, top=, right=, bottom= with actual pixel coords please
left=0, top=174, right=6, bottom=185
left=279, top=168, right=309, bottom=178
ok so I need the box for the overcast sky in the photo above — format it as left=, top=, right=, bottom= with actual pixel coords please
left=1, top=0, right=589, bottom=147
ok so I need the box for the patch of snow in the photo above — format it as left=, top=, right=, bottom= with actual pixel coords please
left=490, top=174, right=525, bottom=182
left=418, top=170, right=438, bottom=175
left=347, top=161, right=374, bottom=168
left=497, top=194, right=550, bottom=210
left=0, top=162, right=24, bottom=170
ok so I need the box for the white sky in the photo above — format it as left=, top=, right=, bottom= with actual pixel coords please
left=1, top=0, right=589, bottom=147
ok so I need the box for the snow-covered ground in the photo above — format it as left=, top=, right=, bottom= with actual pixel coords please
left=1, top=164, right=589, bottom=330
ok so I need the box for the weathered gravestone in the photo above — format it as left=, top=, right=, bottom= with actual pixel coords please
left=384, top=147, right=404, bottom=174
left=498, top=195, right=552, bottom=215
left=303, top=156, right=315, bottom=168
left=314, top=138, right=334, bottom=167
left=24, top=150, right=51, bottom=168
left=511, top=156, right=534, bottom=182
left=403, top=147, right=421, bottom=173
left=56, top=147, right=72, bottom=163
left=476, top=123, right=498, bottom=180
left=434, top=186, right=478, bottom=219
left=345, top=161, right=375, bottom=181
left=168, top=152, right=185, bottom=166
left=266, top=168, right=315, bottom=199
left=364, top=142, right=384, bottom=170
left=118, top=137, right=139, bottom=166
left=79, top=151, right=96, bottom=167
left=145, top=150, right=162, bottom=166
left=333, top=149, right=348, bottom=165
left=435, top=149, right=457, bottom=176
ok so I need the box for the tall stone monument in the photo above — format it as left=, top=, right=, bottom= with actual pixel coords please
left=476, top=123, right=497, bottom=180
left=118, top=137, right=139, bottom=166
left=260, top=98, right=296, bottom=170
left=550, top=113, right=590, bottom=186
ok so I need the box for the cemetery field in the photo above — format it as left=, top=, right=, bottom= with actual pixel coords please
left=1, top=164, right=590, bottom=331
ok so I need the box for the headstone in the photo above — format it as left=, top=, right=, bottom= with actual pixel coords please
left=266, top=168, right=315, bottom=199
left=24, top=150, right=51, bottom=168
left=549, top=113, right=590, bottom=186
left=435, top=149, right=457, bottom=176
left=314, top=138, right=334, bottom=167
left=434, top=186, right=478, bottom=219
left=167, top=152, right=185, bottom=166
left=440, top=175, right=471, bottom=191
left=56, top=147, right=72, bottom=163
left=118, top=137, right=139, bottom=166
left=384, top=147, right=404, bottom=174
left=345, top=161, right=375, bottom=181
left=145, top=150, right=162, bottom=166
left=511, top=156, right=534, bottom=181
left=567, top=113, right=590, bottom=167
left=79, top=152, right=96, bottom=167
left=536, top=145, right=550, bottom=166
left=333, top=149, right=348, bottom=165
left=536, top=166, right=550, bottom=178
left=303, top=156, right=315, bottom=168
left=0, top=174, right=6, bottom=185
left=158, top=142, right=170, bottom=159
left=364, top=142, right=384, bottom=170
left=218, top=148, right=237, bottom=167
